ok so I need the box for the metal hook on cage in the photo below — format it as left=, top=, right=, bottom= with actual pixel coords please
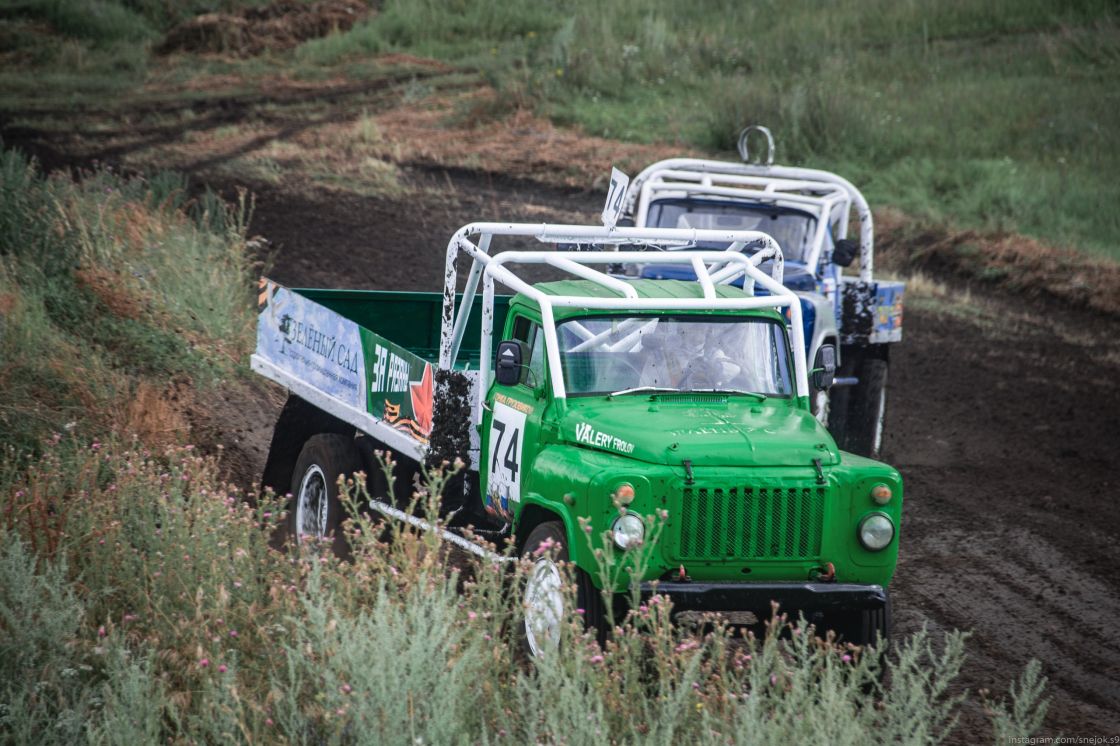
left=737, top=125, right=775, bottom=166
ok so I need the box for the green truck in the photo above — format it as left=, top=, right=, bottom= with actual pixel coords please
left=253, top=221, right=901, bottom=655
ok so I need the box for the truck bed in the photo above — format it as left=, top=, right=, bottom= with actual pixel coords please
left=252, top=279, right=509, bottom=462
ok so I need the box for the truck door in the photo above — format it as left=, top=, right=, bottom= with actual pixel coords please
left=481, top=314, right=547, bottom=522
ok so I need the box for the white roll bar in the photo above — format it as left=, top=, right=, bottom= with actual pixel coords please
left=626, top=158, right=874, bottom=281
left=437, top=223, right=807, bottom=426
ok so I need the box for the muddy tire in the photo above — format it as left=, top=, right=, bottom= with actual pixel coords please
left=848, top=358, right=889, bottom=459
left=289, top=434, right=363, bottom=556
left=521, top=521, right=608, bottom=657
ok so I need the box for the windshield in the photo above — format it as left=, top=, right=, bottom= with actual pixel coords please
left=556, top=315, right=793, bottom=397
left=646, top=200, right=817, bottom=262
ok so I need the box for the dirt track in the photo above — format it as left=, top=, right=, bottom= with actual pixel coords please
left=241, top=170, right=1120, bottom=739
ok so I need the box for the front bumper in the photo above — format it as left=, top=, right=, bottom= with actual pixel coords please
left=640, top=581, right=886, bottom=633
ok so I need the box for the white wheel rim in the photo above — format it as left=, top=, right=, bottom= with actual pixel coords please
left=295, top=464, right=328, bottom=540
left=812, top=389, right=830, bottom=426
left=524, top=557, right=564, bottom=657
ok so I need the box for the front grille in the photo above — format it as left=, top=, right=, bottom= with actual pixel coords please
left=677, top=484, right=825, bottom=560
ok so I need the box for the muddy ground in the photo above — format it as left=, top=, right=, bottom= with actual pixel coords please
left=5, top=114, right=1119, bottom=741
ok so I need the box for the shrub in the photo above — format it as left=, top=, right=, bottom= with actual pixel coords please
left=0, top=441, right=1050, bottom=743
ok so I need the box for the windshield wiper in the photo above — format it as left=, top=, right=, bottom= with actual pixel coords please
left=608, top=386, right=681, bottom=397
left=689, top=388, right=768, bottom=400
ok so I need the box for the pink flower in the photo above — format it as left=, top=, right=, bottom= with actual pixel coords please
left=770, top=674, right=777, bottom=685
left=841, top=654, right=852, bottom=663
left=266, top=719, right=274, bottom=726
left=229, top=630, right=238, bottom=638
left=575, top=608, right=585, bottom=615
left=218, top=664, right=228, bottom=673
left=589, top=655, right=604, bottom=664
left=467, top=611, right=477, bottom=621
left=97, top=626, right=106, bottom=638
left=341, top=684, right=352, bottom=694
left=199, top=658, right=210, bottom=668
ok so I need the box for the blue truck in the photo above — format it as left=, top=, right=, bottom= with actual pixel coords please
left=620, top=127, right=904, bottom=458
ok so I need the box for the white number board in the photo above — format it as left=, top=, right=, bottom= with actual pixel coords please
left=601, top=167, right=630, bottom=229
left=487, top=401, right=526, bottom=507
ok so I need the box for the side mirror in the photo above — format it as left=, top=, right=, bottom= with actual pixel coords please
left=811, top=344, right=836, bottom=390
left=495, top=340, right=527, bottom=386
left=833, top=238, right=858, bottom=267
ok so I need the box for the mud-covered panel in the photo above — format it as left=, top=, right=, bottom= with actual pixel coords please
left=840, top=280, right=875, bottom=344
left=840, top=279, right=904, bottom=345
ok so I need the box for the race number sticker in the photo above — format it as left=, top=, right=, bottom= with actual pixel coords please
left=601, top=167, right=630, bottom=229
left=487, top=401, right=527, bottom=509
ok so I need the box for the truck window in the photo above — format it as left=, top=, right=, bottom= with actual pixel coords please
left=556, top=315, right=792, bottom=396
left=510, top=316, right=546, bottom=390
left=647, top=200, right=816, bottom=262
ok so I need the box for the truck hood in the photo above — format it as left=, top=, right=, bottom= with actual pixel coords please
left=559, top=396, right=837, bottom=467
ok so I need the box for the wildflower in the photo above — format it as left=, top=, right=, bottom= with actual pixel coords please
left=218, top=664, right=228, bottom=673
left=341, top=684, right=352, bottom=694
left=229, top=630, right=238, bottom=638
left=589, top=655, right=604, bottom=664
left=91, top=442, right=101, bottom=451
left=575, top=608, right=585, bottom=615
left=769, top=674, right=777, bottom=685
left=841, top=654, right=852, bottom=663
left=199, top=658, right=210, bottom=668
left=265, top=718, right=274, bottom=726
left=97, top=626, right=106, bottom=638
left=467, top=611, right=477, bottom=621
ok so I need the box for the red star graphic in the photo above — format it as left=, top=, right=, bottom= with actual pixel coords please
left=409, top=363, right=434, bottom=436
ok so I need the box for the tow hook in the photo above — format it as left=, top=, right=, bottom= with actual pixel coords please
left=682, top=459, right=695, bottom=485
left=812, top=457, right=826, bottom=485
left=812, top=562, right=836, bottom=582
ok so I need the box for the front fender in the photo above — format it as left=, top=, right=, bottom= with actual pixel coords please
left=516, top=444, right=628, bottom=579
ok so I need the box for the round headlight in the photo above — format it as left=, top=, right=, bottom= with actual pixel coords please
left=858, top=513, right=894, bottom=551
left=611, top=513, right=646, bottom=550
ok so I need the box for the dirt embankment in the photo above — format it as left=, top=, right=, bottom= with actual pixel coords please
left=157, top=0, right=373, bottom=57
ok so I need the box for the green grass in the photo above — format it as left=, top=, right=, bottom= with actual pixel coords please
left=0, top=147, right=255, bottom=454
left=297, top=0, right=1120, bottom=259
left=0, top=445, right=1052, bottom=744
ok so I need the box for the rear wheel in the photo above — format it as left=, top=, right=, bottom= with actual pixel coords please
left=289, top=434, right=363, bottom=556
left=848, top=357, right=888, bottom=459
left=521, top=521, right=607, bottom=656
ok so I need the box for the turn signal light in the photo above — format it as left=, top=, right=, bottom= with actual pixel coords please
left=614, top=483, right=636, bottom=504
left=870, top=483, right=892, bottom=505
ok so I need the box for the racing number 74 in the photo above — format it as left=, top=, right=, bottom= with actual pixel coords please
left=490, top=420, right=520, bottom=481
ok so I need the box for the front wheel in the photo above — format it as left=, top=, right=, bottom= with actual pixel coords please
left=289, top=434, right=363, bottom=555
left=521, top=521, right=607, bottom=656
left=857, top=591, right=892, bottom=648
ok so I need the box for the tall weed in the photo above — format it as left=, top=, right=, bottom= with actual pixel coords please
left=0, top=440, right=1051, bottom=743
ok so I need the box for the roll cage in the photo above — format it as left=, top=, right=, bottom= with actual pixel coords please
left=625, top=158, right=874, bottom=282
left=437, top=223, right=808, bottom=427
